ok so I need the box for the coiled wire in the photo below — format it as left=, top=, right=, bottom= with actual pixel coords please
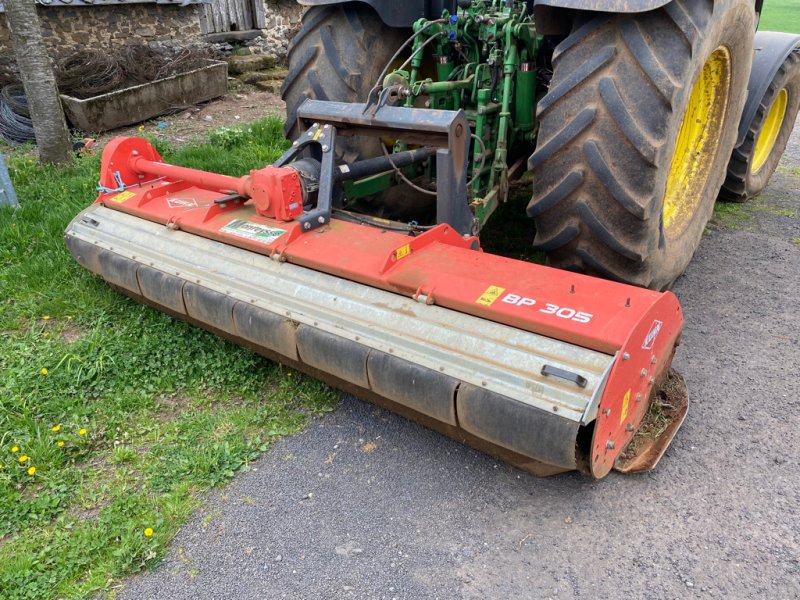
left=0, top=98, right=34, bottom=145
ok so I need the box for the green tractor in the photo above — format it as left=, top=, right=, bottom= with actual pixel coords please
left=282, top=0, right=800, bottom=290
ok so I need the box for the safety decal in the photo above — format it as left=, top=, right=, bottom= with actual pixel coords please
left=166, top=197, right=199, bottom=209
left=642, top=320, right=663, bottom=350
left=109, top=191, right=136, bottom=203
left=620, top=389, right=631, bottom=424
left=394, top=244, right=411, bottom=261
left=475, top=285, right=506, bottom=306
left=220, top=219, right=286, bottom=245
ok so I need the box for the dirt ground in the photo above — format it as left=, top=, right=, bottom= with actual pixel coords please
left=95, top=83, right=286, bottom=147
left=116, top=117, right=800, bottom=600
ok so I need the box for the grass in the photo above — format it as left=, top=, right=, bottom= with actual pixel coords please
left=0, top=118, right=338, bottom=599
left=759, top=1, right=800, bottom=34
left=777, top=165, right=800, bottom=177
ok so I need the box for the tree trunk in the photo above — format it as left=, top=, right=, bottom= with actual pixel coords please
left=4, top=0, right=72, bottom=165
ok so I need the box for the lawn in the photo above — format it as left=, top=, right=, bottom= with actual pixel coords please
left=0, top=120, right=337, bottom=599
left=759, top=0, right=800, bottom=34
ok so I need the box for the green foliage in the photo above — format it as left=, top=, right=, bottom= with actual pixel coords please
left=0, top=118, right=335, bottom=599
left=759, top=1, right=800, bottom=34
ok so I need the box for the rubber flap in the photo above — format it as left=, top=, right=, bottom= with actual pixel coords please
left=296, top=326, right=370, bottom=389
left=99, top=249, right=140, bottom=295
left=457, top=383, right=579, bottom=470
left=234, top=303, right=299, bottom=361
left=183, top=283, right=237, bottom=335
left=137, top=266, right=187, bottom=315
left=368, top=351, right=459, bottom=426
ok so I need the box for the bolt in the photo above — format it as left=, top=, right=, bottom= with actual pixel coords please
left=313, top=122, right=319, bottom=128
left=649, top=377, right=655, bottom=385
left=640, top=369, right=648, bottom=377
left=322, top=145, right=329, bottom=152
left=622, top=352, right=630, bottom=360
left=304, top=222, right=311, bottom=230
left=307, top=131, right=314, bottom=137
left=635, top=393, right=642, bottom=402
left=324, top=124, right=330, bottom=130
left=606, top=440, right=615, bottom=450
left=626, top=424, right=635, bottom=433
left=651, top=356, right=658, bottom=364
left=293, top=141, right=299, bottom=147
left=317, top=216, right=325, bottom=224
left=603, top=408, right=611, bottom=417
left=132, top=150, right=139, bottom=156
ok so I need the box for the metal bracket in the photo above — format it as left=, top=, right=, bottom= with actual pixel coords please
left=273, top=123, right=337, bottom=232
left=290, top=99, right=474, bottom=236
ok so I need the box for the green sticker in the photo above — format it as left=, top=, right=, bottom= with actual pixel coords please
left=220, top=219, right=286, bottom=245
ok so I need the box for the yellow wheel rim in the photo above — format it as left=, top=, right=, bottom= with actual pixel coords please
left=664, top=47, right=732, bottom=237
left=752, top=88, right=788, bottom=174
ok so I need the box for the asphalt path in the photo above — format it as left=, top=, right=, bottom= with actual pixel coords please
left=119, top=117, right=800, bottom=600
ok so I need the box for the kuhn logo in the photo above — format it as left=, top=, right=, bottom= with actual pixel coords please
left=167, top=197, right=198, bottom=209
left=642, top=320, right=663, bottom=350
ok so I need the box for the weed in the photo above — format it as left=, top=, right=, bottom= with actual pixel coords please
left=711, top=201, right=754, bottom=229
left=777, top=165, right=800, bottom=178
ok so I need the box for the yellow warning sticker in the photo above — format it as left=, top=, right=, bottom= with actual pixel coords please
left=313, top=128, right=323, bottom=141
left=620, top=389, right=631, bottom=424
left=394, top=244, right=411, bottom=261
left=109, top=191, right=136, bottom=203
left=475, top=285, right=506, bottom=306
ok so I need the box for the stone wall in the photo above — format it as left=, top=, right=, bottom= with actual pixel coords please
left=0, top=4, right=202, bottom=54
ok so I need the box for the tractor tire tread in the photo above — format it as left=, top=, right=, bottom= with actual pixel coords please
left=528, top=0, right=752, bottom=289
left=719, top=50, right=800, bottom=202
left=281, top=5, right=406, bottom=163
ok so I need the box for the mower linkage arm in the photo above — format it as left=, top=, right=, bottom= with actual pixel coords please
left=282, top=99, right=475, bottom=235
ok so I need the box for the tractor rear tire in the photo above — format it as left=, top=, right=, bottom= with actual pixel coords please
left=720, top=49, right=800, bottom=202
left=281, top=4, right=407, bottom=164
left=528, top=0, right=755, bottom=290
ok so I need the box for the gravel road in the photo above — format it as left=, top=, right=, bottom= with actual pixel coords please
left=119, top=118, right=800, bottom=600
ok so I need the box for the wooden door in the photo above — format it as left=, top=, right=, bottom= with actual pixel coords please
left=200, top=0, right=266, bottom=34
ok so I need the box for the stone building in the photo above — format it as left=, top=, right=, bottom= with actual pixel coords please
left=0, top=0, right=297, bottom=54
